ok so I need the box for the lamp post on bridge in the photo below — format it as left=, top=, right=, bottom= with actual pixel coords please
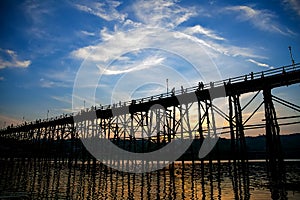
left=288, top=46, right=295, bottom=67
left=166, top=78, right=169, bottom=94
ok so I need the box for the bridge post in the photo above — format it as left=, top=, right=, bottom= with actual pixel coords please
left=228, top=95, right=247, bottom=160
left=263, top=88, right=286, bottom=198
left=234, top=95, right=247, bottom=160
left=196, top=100, right=206, bottom=197
left=228, top=94, right=249, bottom=199
left=228, top=96, right=235, bottom=159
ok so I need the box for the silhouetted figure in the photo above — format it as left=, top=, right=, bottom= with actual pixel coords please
left=171, top=87, right=175, bottom=96
left=181, top=86, right=185, bottom=94
left=250, top=72, right=254, bottom=80
left=198, top=82, right=204, bottom=90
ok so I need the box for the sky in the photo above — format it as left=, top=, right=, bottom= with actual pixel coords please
left=0, top=0, right=300, bottom=133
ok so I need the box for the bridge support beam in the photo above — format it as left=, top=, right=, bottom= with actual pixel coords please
left=263, top=88, right=286, bottom=199
left=228, top=95, right=247, bottom=160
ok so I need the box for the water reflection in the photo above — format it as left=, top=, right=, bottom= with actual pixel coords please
left=231, top=160, right=249, bottom=199
left=0, top=158, right=300, bottom=199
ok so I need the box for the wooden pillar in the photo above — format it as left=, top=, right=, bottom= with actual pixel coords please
left=263, top=88, right=286, bottom=199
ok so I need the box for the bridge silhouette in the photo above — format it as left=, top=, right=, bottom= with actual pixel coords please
left=1, top=63, right=300, bottom=166
left=1, top=62, right=300, bottom=199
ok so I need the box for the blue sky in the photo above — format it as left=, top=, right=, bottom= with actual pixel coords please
left=0, top=0, right=300, bottom=129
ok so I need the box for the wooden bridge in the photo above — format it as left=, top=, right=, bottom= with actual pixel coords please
left=0, top=63, right=300, bottom=170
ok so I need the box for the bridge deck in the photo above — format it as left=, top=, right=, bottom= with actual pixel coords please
left=1, top=63, right=300, bottom=134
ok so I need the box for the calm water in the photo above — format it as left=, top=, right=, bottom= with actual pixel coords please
left=0, top=159, right=300, bottom=199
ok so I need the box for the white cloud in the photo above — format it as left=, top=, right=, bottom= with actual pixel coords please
left=100, top=27, right=114, bottom=41
left=72, top=28, right=160, bottom=62
left=71, top=45, right=96, bottom=60
left=0, top=49, right=31, bottom=69
left=74, top=0, right=127, bottom=22
left=178, top=32, right=263, bottom=59
left=247, top=59, right=273, bottom=69
left=132, top=0, right=197, bottom=28
left=184, top=25, right=225, bottom=41
left=81, top=30, right=95, bottom=36
left=283, top=0, right=300, bottom=16
left=71, top=2, right=264, bottom=62
left=73, top=26, right=257, bottom=66
left=224, top=5, right=296, bottom=36
left=122, top=19, right=143, bottom=28
left=219, top=46, right=264, bottom=58
left=97, top=55, right=165, bottom=75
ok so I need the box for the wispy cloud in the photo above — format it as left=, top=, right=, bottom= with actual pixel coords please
left=39, top=78, right=70, bottom=88
left=283, top=0, right=300, bottom=16
left=184, top=25, right=225, bottom=41
left=81, top=30, right=95, bottom=36
left=51, top=95, right=72, bottom=104
left=122, top=19, right=143, bottom=29
left=0, top=49, right=31, bottom=69
left=132, top=0, right=197, bottom=28
left=97, top=55, right=165, bottom=75
left=71, top=1, right=264, bottom=62
left=100, top=27, right=115, bottom=41
left=223, top=5, right=296, bottom=36
left=179, top=33, right=263, bottom=59
left=74, top=0, right=126, bottom=22
left=23, top=1, right=56, bottom=40
left=39, top=67, right=76, bottom=88
left=247, top=58, right=273, bottom=69
left=23, top=0, right=53, bottom=25
left=72, top=28, right=164, bottom=62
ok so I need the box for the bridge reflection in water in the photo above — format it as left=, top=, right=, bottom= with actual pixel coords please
left=1, top=63, right=300, bottom=199
left=1, top=158, right=300, bottom=199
